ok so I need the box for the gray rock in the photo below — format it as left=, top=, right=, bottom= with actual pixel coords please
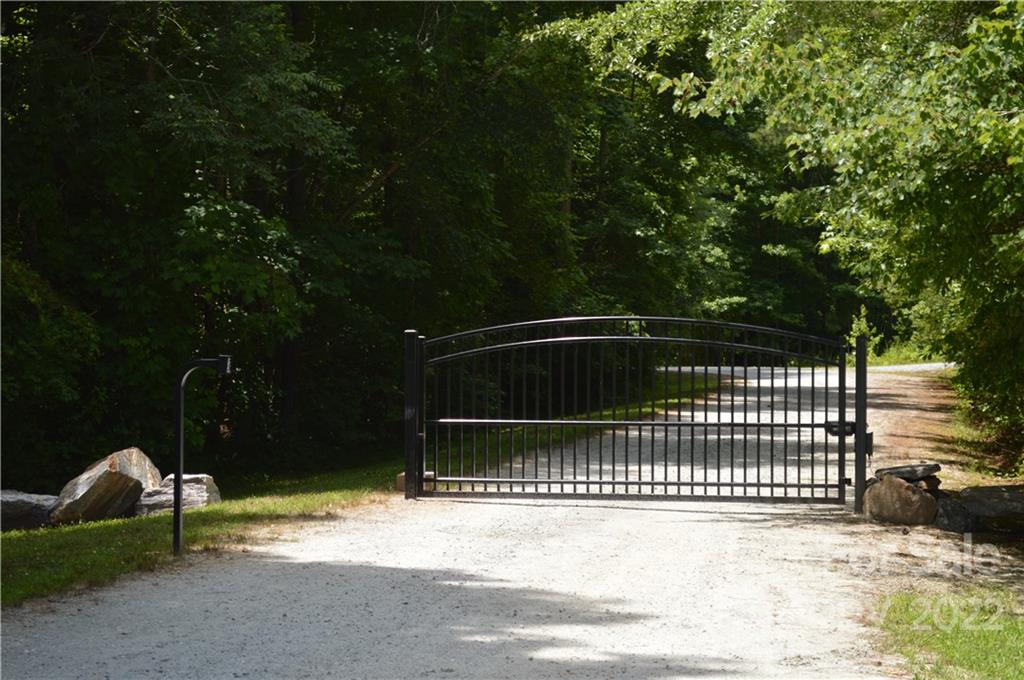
left=50, top=448, right=162, bottom=524
left=1, top=490, right=59, bottom=530
left=134, top=474, right=222, bottom=516
left=959, top=485, right=1024, bottom=533
left=874, top=463, right=941, bottom=482
left=863, top=474, right=938, bottom=525
left=933, top=497, right=976, bottom=534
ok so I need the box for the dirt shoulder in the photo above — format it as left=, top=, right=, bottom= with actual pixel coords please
left=867, top=366, right=1023, bottom=490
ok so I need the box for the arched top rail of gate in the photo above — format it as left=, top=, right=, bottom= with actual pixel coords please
left=424, top=316, right=845, bottom=367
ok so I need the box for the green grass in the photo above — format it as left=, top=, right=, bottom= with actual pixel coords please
left=843, top=340, right=943, bottom=367
left=880, top=586, right=1024, bottom=679
left=947, top=405, right=1024, bottom=483
left=867, top=341, right=938, bottom=367
left=0, top=460, right=400, bottom=607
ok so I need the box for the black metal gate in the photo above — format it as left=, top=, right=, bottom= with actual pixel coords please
left=404, top=317, right=871, bottom=510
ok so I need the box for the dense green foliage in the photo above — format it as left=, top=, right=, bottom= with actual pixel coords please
left=556, top=0, right=1023, bottom=436
left=694, top=0, right=1024, bottom=436
left=2, top=2, right=1019, bottom=491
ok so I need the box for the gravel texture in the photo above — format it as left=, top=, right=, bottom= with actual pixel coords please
left=4, top=498, right=904, bottom=679
left=4, top=367, right=1012, bottom=680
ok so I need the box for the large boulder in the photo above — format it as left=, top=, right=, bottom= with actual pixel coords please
left=864, top=474, right=938, bottom=525
left=875, top=463, right=941, bottom=482
left=959, top=485, right=1024, bottom=533
left=1, top=490, right=59, bottom=530
left=134, top=474, right=222, bottom=516
left=50, top=448, right=161, bottom=524
left=933, top=496, right=976, bottom=534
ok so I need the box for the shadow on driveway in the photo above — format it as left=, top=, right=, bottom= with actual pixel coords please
left=3, top=557, right=746, bottom=679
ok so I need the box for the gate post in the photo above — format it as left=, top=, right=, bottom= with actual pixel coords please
left=404, top=330, right=421, bottom=499
left=417, top=334, right=426, bottom=495
left=854, top=335, right=868, bottom=513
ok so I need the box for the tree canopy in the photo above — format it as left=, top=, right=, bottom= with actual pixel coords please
left=3, top=1, right=1020, bottom=491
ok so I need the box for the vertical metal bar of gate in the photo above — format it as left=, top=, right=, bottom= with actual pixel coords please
left=854, top=335, right=868, bottom=513
left=837, top=344, right=847, bottom=505
left=404, top=329, right=421, bottom=499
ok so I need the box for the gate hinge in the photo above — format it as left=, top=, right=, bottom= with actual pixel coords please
left=843, top=477, right=853, bottom=486
left=825, top=421, right=855, bottom=437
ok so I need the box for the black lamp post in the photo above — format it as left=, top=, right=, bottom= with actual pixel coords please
left=174, top=354, right=233, bottom=556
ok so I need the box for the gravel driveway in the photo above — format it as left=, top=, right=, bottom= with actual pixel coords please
left=5, top=499, right=900, bottom=679
left=2, top=368, right=997, bottom=680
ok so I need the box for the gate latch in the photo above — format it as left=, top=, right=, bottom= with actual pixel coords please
left=825, top=421, right=855, bottom=437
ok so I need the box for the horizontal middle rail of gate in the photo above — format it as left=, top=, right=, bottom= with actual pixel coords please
left=431, top=419, right=842, bottom=429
